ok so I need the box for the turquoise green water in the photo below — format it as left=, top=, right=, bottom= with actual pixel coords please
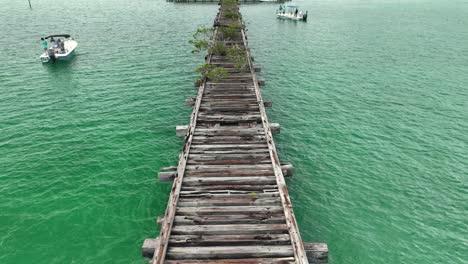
left=0, top=0, right=467, bottom=263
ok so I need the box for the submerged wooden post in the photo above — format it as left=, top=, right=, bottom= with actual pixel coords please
left=281, top=162, right=293, bottom=177
left=142, top=238, right=159, bottom=258
left=305, top=243, right=328, bottom=263
left=270, top=123, right=280, bottom=134
left=158, top=166, right=177, bottom=182
left=175, top=125, right=188, bottom=137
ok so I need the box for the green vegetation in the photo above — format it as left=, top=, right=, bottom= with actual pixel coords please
left=188, top=27, right=214, bottom=53
left=227, top=45, right=248, bottom=71
left=250, top=192, right=256, bottom=200
left=225, top=13, right=240, bottom=19
left=220, top=24, right=241, bottom=39
left=196, top=64, right=228, bottom=82
left=209, top=42, right=227, bottom=56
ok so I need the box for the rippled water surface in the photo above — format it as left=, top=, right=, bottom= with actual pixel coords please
left=1, top=0, right=467, bottom=263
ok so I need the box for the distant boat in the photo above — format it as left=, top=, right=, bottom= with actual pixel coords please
left=40, top=34, right=77, bottom=63
left=276, top=5, right=308, bottom=21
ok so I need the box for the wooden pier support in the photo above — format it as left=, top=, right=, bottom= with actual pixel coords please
left=270, top=123, right=280, bottom=134
left=160, top=163, right=292, bottom=182
left=185, top=97, right=196, bottom=106
left=257, top=79, right=265, bottom=86
left=305, top=243, right=329, bottom=263
left=177, top=123, right=280, bottom=137
left=143, top=239, right=328, bottom=263
left=156, top=216, right=165, bottom=226
left=158, top=166, right=177, bottom=182
left=142, top=238, right=159, bottom=258
left=281, top=162, right=293, bottom=177
left=176, top=125, right=189, bottom=137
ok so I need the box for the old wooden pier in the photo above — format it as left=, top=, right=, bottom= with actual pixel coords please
left=143, top=0, right=328, bottom=263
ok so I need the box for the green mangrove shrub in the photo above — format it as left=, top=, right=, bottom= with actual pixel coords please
left=196, top=64, right=228, bottom=82
left=220, top=24, right=241, bottom=39
left=227, top=45, right=248, bottom=71
left=189, top=27, right=214, bottom=54
left=225, top=13, right=240, bottom=19
left=209, top=42, right=228, bottom=56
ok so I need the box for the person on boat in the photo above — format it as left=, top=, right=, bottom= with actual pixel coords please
left=295, top=8, right=298, bottom=17
left=41, top=38, right=48, bottom=53
left=56, top=39, right=62, bottom=52
left=51, top=37, right=57, bottom=48
left=59, top=40, right=65, bottom=53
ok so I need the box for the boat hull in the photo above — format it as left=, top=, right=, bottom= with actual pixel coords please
left=276, top=13, right=306, bottom=21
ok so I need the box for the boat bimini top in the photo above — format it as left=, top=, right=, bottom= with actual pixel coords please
left=44, top=34, right=71, bottom=39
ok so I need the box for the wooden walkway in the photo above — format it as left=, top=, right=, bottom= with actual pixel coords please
left=143, top=1, right=327, bottom=263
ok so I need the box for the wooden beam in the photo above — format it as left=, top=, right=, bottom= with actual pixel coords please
left=176, top=125, right=188, bottom=137
left=281, top=162, right=293, bottom=177
left=142, top=238, right=159, bottom=258
left=185, top=97, right=196, bottom=106
left=257, top=79, right=265, bottom=86
left=158, top=171, right=177, bottom=182
left=270, top=123, right=280, bottom=134
left=157, top=216, right=165, bottom=227
left=166, top=245, right=294, bottom=260
left=305, top=243, right=328, bottom=263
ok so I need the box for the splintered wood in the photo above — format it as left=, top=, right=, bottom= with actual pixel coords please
left=145, top=1, right=323, bottom=263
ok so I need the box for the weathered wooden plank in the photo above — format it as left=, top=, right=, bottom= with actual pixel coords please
left=165, top=258, right=295, bottom=264
left=195, top=127, right=265, bottom=136
left=188, top=149, right=270, bottom=155
left=173, top=214, right=285, bottom=225
left=197, top=114, right=262, bottom=123
left=181, top=184, right=278, bottom=192
left=169, top=234, right=291, bottom=246
left=176, top=206, right=283, bottom=215
left=171, top=224, right=289, bottom=236
left=187, top=154, right=271, bottom=165
left=183, top=176, right=277, bottom=185
left=178, top=196, right=280, bottom=207
left=166, top=245, right=294, bottom=260
left=179, top=191, right=280, bottom=199
left=184, top=170, right=275, bottom=177
left=186, top=164, right=272, bottom=171
left=190, top=144, right=268, bottom=149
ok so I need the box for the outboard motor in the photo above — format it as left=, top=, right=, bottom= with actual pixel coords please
left=47, top=49, right=56, bottom=63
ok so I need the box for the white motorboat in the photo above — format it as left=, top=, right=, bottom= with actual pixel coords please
left=40, top=34, right=77, bottom=63
left=276, top=5, right=308, bottom=22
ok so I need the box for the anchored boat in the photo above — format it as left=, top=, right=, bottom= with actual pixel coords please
left=276, top=5, right=308, bottom=21
left=40, top=34, right=77, bottom=63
